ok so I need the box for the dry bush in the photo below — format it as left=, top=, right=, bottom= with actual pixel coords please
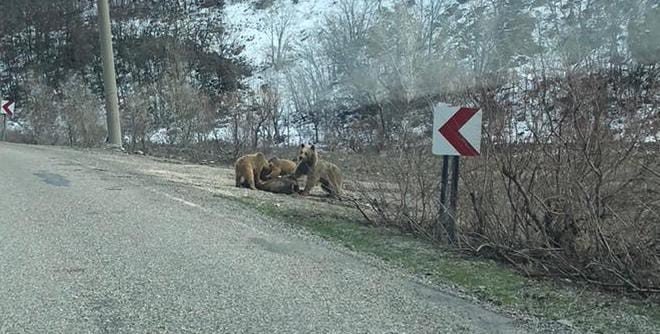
left=347, top=135, right=445, bottom=240
left=19, top=73, right=105, bottom=147
left=350, top=65, right=659, bottom=293
left=459, top=66, right=660, bottom=292
left=22, top=73, right=64, bottom=145
left=59, top=75, right=106, bottom=147
left=156, top=73, right=218, bottom=147
left=4, top=129, right=35, bottom=144
left=122, top=85, right=153, bottom=152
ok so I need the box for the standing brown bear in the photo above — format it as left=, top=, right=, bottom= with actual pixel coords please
left=294, top=144, right=343, bottom=197
left=262, top=157, right=297, bottom=180
left=234, top=152, right=269, bottom=190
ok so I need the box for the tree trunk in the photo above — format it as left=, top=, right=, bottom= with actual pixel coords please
left=314, top=122, right=319, bottom=144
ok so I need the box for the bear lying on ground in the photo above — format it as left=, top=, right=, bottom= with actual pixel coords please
left=294, top=144, right=343, bottom=198
left=256, top=175, right=300, bottom=194
left=234, top=152, right=269, bottom=190
left=261, top=157, right=297, bottom=180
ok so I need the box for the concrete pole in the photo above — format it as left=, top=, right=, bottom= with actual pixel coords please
left=97, top=0, right=122, bottom=148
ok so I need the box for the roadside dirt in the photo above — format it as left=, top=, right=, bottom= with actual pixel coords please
left=90, top=151, right=361, bottom=217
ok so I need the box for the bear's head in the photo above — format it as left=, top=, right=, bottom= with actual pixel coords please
left=260, top=157, right=280, bottom=180
left=267, top=157, right=279, bottom=169
left=282, top=175, right=300, bottom=193
left=297, top=143, right=318, bottom=167
left=255, top=152, right=268, bottom=166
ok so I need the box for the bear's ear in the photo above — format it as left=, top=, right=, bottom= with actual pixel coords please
left=310, top=145, right=315, bottom=151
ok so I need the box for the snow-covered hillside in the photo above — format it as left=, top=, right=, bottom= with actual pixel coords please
left=223, top=0, right=398, bottom=87
left=220, top=0, right=658, bottom=144
left=222, top=0, right=353, bottom=142
left=224, top=0, right=338, bottom=72
left=6, top=0, right=656, bottom=144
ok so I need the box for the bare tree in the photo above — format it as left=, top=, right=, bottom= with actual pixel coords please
left=145, top=53, right=219, bottom=148
left=267, top=6, right=293, bottom=70
left=415, top=0, right=444, bottom=56
left=218, top=91, right=245, bottom=157
left=285, top=46, right=334, bottom=143
left=320, top=0, right=379, bottom=76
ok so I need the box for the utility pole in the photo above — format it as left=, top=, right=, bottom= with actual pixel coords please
left=97, top=0, right=122, bottom=148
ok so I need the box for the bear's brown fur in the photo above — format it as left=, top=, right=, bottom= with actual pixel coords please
left=262, top=157, right=297, bottom=180
left=294, top=144, right=343, bottom=197
left=234, top=152, right=269, bottom=190
left=256, top=176, right=300, bottom=194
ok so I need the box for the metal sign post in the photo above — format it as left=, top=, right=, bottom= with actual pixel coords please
left=438, top=156, right=450, bottom=239
left=438, top=156, right=460, bottom=244
left=433, top=103, right=482, bottom=244
left=1, top=114, right=6, bottom=141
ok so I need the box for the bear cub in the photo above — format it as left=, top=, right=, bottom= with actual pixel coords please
left=261, top=157, right=297, bottom=180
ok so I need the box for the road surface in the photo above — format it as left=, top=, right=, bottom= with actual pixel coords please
left=0, top=143, right=550, bottom=333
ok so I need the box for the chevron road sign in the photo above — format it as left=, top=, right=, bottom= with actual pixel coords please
left=432, top=103, right=482, bottom=244
left=432, top=103, right=482, bottom=156
left=1, top=100, right=14, bottom=118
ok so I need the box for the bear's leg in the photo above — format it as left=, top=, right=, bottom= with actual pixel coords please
left=254, top=169, right=267, bottom=187
left=246, top=172, right=257, bottom=190
left=301, top=173, right=320, bottom=196
left=333, top=177, right=342, bottom=196
left=329, top=167, right=343, bottom=196
left=322, top=178, right=341, bottom=198
left=320, top=178, right=334, bottom=195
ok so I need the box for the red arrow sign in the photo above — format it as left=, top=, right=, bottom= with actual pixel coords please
left=2, top=100, right=14, bottom=118
left=438, top=107, right=479, bottom=156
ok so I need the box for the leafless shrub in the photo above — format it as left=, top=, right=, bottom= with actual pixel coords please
left=459, top=65, right=660, bottom=292
left=122, top=85, right=153, bottom=152
left=59, top=75, right=106, bottom=147
left=350, top=65, right=659, bottom=293
left=157, top=72, right=217, bottom=147
left=22, top=73, right=63, bottom=145
left=20, top=73, right=105, bottom=147
left=3, top=127, right=34, bottom=144
left=348, top=133, right=444, bottom=241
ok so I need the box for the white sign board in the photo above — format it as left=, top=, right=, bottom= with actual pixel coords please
left=432, top=103, right=482, bottom=156
left=1, top=100, right=15, bottom=118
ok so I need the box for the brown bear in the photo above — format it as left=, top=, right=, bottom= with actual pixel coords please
left=294, top=144, right=343, bottom=197
left=234, top=152, right=269, bottom=190
left=262, top=157, right=297, bottom=180
left=256, top=176, right=300, bottom=194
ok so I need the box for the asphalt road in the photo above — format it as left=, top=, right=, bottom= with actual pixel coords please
left=0, top=143, right=542, bottom=333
